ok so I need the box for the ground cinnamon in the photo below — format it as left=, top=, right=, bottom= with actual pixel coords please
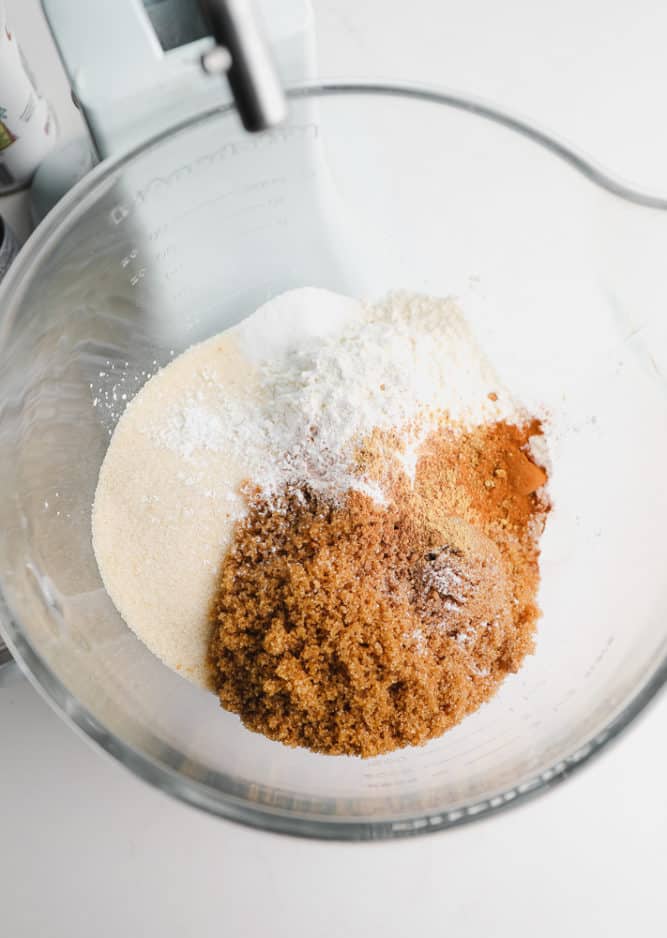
left=208, top=420, right=549, bottom=757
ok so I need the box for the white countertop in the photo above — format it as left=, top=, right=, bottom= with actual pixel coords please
left=2, top=2, right=667, bottom=935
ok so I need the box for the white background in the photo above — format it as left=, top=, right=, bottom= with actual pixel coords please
left=2, top=1, right=667, bottom=934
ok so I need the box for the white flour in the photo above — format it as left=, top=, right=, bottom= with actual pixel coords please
left=150, top=288, right=519, bottom=500
left=92, top=287, right=523, bottom=685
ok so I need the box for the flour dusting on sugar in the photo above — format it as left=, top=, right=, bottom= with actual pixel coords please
left=146, top=288, right=522, bottom=505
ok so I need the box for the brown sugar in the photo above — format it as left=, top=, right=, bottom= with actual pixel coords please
left=208, top=419, right=550, bottom=757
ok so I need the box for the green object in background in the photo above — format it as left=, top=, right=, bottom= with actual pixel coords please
left=0, top=116, right=17, bottom=151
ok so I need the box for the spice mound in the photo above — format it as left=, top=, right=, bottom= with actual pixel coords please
left=209, top=419, right=549, bottom=757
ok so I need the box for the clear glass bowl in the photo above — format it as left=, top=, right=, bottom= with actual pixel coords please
left=1, top=84, right=666, bottom=840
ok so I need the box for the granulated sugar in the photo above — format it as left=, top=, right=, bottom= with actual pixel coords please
left=92, top=288, right=529, bottom=687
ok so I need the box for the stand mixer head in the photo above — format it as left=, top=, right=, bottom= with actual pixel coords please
left=30, top=0, right=306, bottom=220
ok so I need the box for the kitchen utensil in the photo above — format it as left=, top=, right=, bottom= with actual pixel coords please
left=1, top=82, right=666, bottom=839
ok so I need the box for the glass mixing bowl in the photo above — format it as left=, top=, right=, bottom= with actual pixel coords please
left=1, top=84, right=666, bottom=840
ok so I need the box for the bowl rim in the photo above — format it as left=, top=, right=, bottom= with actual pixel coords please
left=1, top=80, right=666, bottom=841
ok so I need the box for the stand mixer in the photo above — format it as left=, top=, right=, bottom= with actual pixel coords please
left=1, top=0, right=667, bottom=839
left=31, top=0, right=311, bottom=219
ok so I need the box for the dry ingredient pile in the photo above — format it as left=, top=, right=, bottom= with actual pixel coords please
left=93, top=288, right=550, bottom=757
